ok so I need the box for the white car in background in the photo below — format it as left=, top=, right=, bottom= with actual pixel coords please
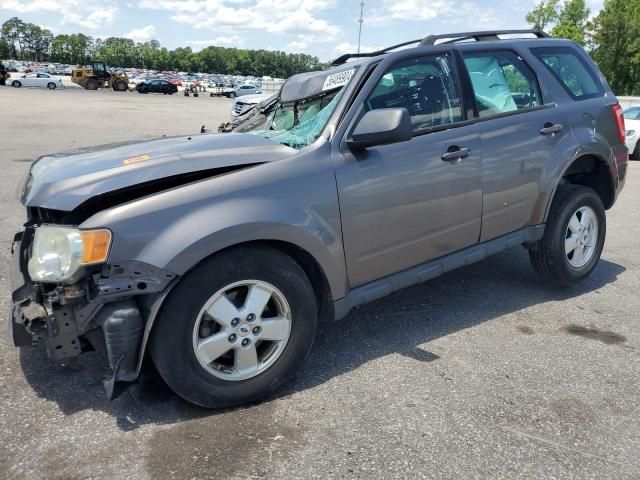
left=624, top=106, right=640, bottom=159
left=11, top=73, right=64, bottom=90
left=230, top=93, right=273, bottom=118
left=225, top=84, right=261, bottom=98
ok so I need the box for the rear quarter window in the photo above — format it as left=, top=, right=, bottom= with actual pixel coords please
left=531, top=47, right=603, bottom=100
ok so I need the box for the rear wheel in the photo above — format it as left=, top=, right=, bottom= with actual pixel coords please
left=150, top=245, right=318, bottom=408
left=47, top=82, right=56, bottom=90
left=84, top=78, right=98, bottom=90
left=11, top=80, right=21, bottom=88
left=529, top=185, right=606, bottom=287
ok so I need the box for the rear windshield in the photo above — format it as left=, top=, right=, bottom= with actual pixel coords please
left=531, top=47, right=603, bottom=100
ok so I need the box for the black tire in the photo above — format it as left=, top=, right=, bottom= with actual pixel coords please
left=12, top=80, right=21, bottom=88
left=229, top=92, right=236, bottom=98
left=632, top=141, right=640, bottom=160
left=112, top=79, right=127, bottom=91
left=47, top=82, right=56, bottom=90
left=150, top=245, right=318, bottom=408
left=84, top=79, right=98, bottom=90
left=529, top=184, right=606, bottom=287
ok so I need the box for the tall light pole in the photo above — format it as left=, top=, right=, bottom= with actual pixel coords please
left=357, top=0, right=365, bottom=54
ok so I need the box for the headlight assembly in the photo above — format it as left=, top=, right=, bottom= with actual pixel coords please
left=27, top=226, right=112, bottom=283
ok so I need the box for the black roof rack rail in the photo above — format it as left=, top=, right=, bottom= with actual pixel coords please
left=419, top=29, right=549, bottom=46
left=330, top=39, right=421, bottom=66
left=329, top=30, right=549, bottom=67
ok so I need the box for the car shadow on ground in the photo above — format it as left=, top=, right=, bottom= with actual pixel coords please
left=18, top=248, right=626, bottom=430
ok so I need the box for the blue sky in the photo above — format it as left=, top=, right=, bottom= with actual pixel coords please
left=0, top=0, right=603, bottom=61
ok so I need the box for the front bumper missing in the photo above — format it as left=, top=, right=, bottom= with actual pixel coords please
left=9, top=228, right=178, bottom=398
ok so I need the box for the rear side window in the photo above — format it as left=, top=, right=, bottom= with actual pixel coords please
left=462, top=50, right=542, bottom=118
left=532, top=47, right=603, bottom=100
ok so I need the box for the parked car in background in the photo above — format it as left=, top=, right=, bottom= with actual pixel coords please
left=230, top=93, right=274, bottom=118
left=623, top=106, right=640, bottom=159
left=136, top=79, right=178, bottom=94
left=11, top=73, right=63, bottom=90
left=226, top=84, right=261, bottom=98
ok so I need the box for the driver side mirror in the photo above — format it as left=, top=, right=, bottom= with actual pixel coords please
left=347, top=108, right=413, bottom=150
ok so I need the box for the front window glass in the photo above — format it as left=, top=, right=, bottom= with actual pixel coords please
left=463, top=51, right=541, bottom=118
left=366, top=54, right=462, bottom=132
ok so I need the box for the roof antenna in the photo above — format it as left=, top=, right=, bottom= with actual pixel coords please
left=357, top=0, right=365, bottom=54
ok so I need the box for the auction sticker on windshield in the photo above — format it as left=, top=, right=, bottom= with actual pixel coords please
left=322, top=69, right=355, bottom=91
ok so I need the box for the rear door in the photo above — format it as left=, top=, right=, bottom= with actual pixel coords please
left=459, top=48, right=571, bottom=241
left=333, top=52, right=483, bottom=287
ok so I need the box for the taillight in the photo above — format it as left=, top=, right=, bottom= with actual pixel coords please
left=612, top=104, right=626, bottom=142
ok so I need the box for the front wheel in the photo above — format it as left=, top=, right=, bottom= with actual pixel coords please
left=12, top=80, right=21, bottom=88
left=150, top=245, right=318, bottom=408
left=47, top=82, right=56, bottom=90
left=529, top=185, right=606, bottom=287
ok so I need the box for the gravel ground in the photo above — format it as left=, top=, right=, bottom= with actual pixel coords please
left=1, top=86, right=639, bottom=480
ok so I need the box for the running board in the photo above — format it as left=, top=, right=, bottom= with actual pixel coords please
left=333, top=225, right=545, bottom=320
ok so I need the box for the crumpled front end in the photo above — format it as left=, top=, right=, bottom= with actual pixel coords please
left=10, top=223, right=177, bottom=398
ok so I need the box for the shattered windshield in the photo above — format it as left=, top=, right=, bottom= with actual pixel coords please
left=239, top=66, right=357, bottom=149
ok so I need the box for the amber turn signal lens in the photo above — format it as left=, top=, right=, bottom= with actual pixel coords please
left=80, top=229, right=112, bottom=265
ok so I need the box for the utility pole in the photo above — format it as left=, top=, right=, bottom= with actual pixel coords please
left=357, top=0, right=365, bottom=54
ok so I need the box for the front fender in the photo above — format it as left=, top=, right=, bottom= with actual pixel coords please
left=81, top=149, right=347, bottom=300
left=154, top=197, right=346, bottom=299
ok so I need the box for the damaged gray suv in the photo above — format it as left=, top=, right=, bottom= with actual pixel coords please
left=10, top=30, right=628, bottom=408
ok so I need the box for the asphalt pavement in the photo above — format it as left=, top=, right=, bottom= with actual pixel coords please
left=1, top=86, right=639, bottom=480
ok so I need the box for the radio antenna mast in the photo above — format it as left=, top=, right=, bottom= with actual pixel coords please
left=357, top=1, right=365, bottom=54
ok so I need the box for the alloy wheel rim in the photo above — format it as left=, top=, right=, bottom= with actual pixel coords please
left=192, top=280, right=292, bottom=381
left=565, top=206, right=598, bottom=268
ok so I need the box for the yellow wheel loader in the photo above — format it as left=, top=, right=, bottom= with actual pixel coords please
left=71, top=61, right=129, bottom=91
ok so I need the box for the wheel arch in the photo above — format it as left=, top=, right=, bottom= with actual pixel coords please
left=160, top=220, right=346, bottom=304
left=133, top=237, right=336, bottom=378
left=544, top=152, right=615, bottom=222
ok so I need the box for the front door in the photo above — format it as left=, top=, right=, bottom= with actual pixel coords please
left=333, top=53, right=483, bottom=287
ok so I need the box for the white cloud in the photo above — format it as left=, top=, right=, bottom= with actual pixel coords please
left=0, top=0, right=62, bottom=13
left=186, top=35, right=245, bottom=49
left=367, top=0, right=527, bottom=30
left=125, top=25, right=157, bottom=42
left=61, top=7, right=119, bottom=30
left=139, top=0, right=341, bottom=38
left=332, top=41, right=382, bottom=57
left=1, top=0, right=118, bottom=30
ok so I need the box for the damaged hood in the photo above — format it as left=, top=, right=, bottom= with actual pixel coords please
left=22, top=133, right=296, bottom=211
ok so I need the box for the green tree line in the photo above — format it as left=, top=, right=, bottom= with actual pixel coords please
left=526, top=0, right=640, bottom=95
left=0, top=16, right=323, bottom=78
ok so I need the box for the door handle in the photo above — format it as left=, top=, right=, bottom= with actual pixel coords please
left=540, top=123, right=563, bottom=136
left=441, top=146, right=470, bottom=162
